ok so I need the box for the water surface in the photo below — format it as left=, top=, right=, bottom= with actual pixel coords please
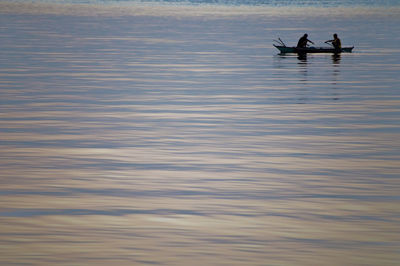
left=0, top=2, right=400, bottom=265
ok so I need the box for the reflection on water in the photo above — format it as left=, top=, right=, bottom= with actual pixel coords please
left=1, top=6, right=400, bottom=266
left=297, top=52, right=308, bottom=62
left=291, top=52, right=341, bottom=63
left=332, top=53, right=341, bottom=63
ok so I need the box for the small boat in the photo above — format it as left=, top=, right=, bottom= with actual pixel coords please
left=274, top=45, right=354, bottom=54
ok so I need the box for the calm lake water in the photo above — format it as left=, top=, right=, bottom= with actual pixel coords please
left=1, top=2, right=400, bottom=265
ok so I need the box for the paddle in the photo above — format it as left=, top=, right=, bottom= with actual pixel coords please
left=325, top=41, right=334, bottom=47
left=278, top=38, right=287, bottom=47
left=273, top=38, right=287, bottom=47
left=273, top=38, right=286, bottom=47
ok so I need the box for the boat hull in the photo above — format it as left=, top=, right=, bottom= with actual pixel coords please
left=274, top=45, right=354, bottom=53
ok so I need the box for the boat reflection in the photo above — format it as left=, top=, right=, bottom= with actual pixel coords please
left=332, top=53, right=341, bottom=64
left=277, top=52, right=342, bottom=63
left=274, top=51, right=345, bottom=102
left=292, top=52, right=340, bottom=63
left=297, top=53, right=308, bottom=61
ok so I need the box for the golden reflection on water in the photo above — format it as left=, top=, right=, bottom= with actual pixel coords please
left=1, top=4, right=400, bottom=265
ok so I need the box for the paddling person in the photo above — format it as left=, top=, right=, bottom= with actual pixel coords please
left=297, top=34, right=314, bottom=48
left=325, top=33, right=341, bottom=50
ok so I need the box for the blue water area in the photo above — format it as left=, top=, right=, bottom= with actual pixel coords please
left=7, top=0, right=400, bottom=6
left=0, top=3, right=400, bottom=266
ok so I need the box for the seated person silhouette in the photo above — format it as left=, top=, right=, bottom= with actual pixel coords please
left=297, top=34, right=314, bottom=48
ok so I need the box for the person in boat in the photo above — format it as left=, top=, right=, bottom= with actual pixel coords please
left=325, top=33, right=341, bottom=50
left=297, top=34, right=314, bottom=48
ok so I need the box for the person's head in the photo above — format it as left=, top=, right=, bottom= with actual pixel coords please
left=304, top=34, right=308, bottom=37
left=333, top=33, right=338, bottom=38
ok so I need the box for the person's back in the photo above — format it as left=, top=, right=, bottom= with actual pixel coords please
left=297, top=34, right=313, bottom=48
left=297, top=36, right=307, bottom=48
left=333, top=35, right=341, bottom=49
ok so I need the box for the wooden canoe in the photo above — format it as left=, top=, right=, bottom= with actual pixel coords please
left=274, top=45, right=354, bottom=53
